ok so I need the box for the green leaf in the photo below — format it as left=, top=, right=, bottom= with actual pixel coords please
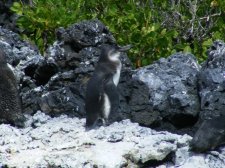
left=130, top=32, right=142, bottom=43
left=161, top=29, right=167, bottom=35
left=167, top=30, right=179, bottom=38
left=146, top=31, right=156, bottom=38
left=141, top=58, right=149, bottom=66
left=157, top=37, right=168, bottom=47
left=183, top=45, right=192, bottom=53
left=212, top=31, right=222, bottom=39
left=202, top=39, right=213, bottom=47
left=174, top=44, right=184, bottom=50
left=11, top=2, right=23, bottom=15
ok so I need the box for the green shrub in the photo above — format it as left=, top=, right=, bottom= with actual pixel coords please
left=11, top=0, right=84, bottom=54
left=84, top=0, right=179, bottom=66
left=11, top=0, right=225, bottom=67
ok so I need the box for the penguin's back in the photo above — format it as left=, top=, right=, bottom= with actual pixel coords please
left=85, top=70, right=105, bottom=127
left=86, top=63, right=115, bottom=106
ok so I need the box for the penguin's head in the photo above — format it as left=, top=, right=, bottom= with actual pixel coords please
left=99, top=45, right=132, bottom=63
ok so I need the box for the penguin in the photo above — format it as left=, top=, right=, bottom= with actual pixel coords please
left=0, top=50, right=25, bottom=127
left=85, top=44, right=132, bottom=129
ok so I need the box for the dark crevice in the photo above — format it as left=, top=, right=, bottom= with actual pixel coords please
left=68, top=41, right=84, bottom=53
left=204, top=101, right=209, bottom=107
left=24, top=64, right=38, bottom=78
left=34, top=63, right=58, bottom=86
left=149, top=120, right=161, bottom=128
left=168, top=114, right=199, bottom=129
left=1, top=165, right=9, bottom=168
left=102, top=27, right=109, bottom=34
left=140, top=152, right=174, bottom=168
left=125, top=96, right=131, bottom=104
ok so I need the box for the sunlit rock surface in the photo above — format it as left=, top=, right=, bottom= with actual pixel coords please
left=132, top=53, right=200, bottom=132
left=0, top=112, right=224, bottom=167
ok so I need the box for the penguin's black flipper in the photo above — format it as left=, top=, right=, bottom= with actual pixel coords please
left=85, top=74, right=103, bottom=128
left=85, top=68, right=114, bottom=127
left=103, top=77, right=120, bottom=122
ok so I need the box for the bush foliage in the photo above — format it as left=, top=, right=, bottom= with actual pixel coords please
left=11, top=0, right=225, bottom=67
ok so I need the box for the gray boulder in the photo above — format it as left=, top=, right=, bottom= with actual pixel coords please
left=0, top=26, right=43, bottom=125
left=0, top=27, right=45, bottom=115
left=190, top=41, right=225, bottom=153
left=191, top=116, right=225, bottom=152
left=199, top=40, right=225, bottom=120
left=132, top=53, right=200, bottom=130
left=0, top=26, right=40, bottom=65
left=118, top=70, right=159, bottom=126
left=0, top=50, right=25, bottom=127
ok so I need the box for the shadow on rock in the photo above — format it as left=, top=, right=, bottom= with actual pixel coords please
left=191, top=116, right=225, bottom=152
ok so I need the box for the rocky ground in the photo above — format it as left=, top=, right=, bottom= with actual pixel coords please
left=0, top=112, right=224, bottom=168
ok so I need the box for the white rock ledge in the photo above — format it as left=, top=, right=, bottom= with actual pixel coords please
left=0, top=112, right=224, bottom=168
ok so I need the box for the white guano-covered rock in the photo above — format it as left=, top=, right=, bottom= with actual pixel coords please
left=0, top=112, right=224, bottom=168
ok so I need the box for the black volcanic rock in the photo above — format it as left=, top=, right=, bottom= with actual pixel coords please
left=0, top=19, right=134, bottom=120
left=191, top=116, right=225, bottom=152
left=0, top=27, right=45, bottom=115
left=191, top=40, right=225, bottom=152
left=2, top=18, right=225, bottom=142
left=0, top=49, right=25, bottom=127
left=0, top=26, right=42, bottom=124
left=0, top=0, right=30, bottom=32
left=132, top=53, right=201, bottom=130
left=0, top=0, right=18, bottom=32
left=38, top=20, right=132, bottom=118
left=198, top=40, right=225, bottom=120
left=0, top=26, right=40, bottom=65
left=0, top=20, right=201, bottom=132
left=56, top=19, right=116, bottom=50
left=118, top=70, right=159, bottom=126
left=39, top=86, right=85, bottom=117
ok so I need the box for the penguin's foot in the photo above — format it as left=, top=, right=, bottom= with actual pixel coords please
left=102, top=118, right=109, bottom=126
left=85, top=118, right=110, bottom=131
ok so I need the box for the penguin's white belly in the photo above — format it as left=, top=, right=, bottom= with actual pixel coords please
left=113, top=62, right=122, bottom=86
left=103, top=93, right=111, bottom=119
left=7, top=63, right=14, bottom=73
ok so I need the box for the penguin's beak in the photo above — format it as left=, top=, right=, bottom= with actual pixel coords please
left=117, top=45, right=132, bottom=52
